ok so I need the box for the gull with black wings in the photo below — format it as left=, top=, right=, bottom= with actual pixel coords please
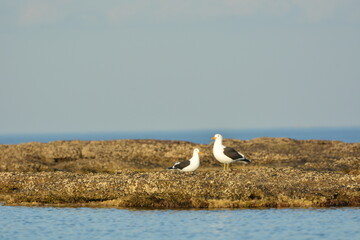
left=212, top=134, right=251, bottom=171
left=167, top=148, right=202, bottom=172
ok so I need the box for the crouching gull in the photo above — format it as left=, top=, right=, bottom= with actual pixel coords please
left=167, top=148, right=201, bottom=172
left=211, top=134, right=251, bottom=171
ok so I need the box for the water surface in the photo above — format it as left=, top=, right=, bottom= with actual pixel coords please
left=1, top=127, right=359, bottom=144
left=1, top=206, right=359, bottom=240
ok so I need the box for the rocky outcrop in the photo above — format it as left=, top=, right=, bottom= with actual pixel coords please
left=1, top=138, right=359, bottom=173
left=0, top=169, right=359, bottom=208
left=0, top=138, right=359, bottom=208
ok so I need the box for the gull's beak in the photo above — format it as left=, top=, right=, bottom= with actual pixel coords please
left=211, top=137, right=216, bottom=140
left=199, top=152, right=203, bottom=154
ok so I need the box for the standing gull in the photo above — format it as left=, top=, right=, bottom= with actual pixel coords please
left=167, top=148, right=202, bottom=172
left=212, top=134, right=251, bottom=171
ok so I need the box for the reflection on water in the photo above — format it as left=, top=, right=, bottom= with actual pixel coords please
left=0, top=206, right=359, bottom=240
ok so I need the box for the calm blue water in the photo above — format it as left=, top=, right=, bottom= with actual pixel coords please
left=1, top=127, right=360, bottom=144
left=0, top=206, right=359, bottom=240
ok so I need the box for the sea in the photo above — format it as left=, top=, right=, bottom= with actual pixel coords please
left=1, top=127, right=360, bottom=240
left=1, top=127, right=360, bottom=145
left=0, top=206, right=359, bottom=240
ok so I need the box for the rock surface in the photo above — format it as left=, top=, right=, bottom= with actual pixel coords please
left=0, top=138, right=359, bottom=208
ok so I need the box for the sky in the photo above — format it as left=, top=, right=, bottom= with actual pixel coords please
left=1, top=0, right=360, bottom=134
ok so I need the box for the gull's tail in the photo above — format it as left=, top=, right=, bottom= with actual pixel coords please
left=238, top=158, right=251, bottom=163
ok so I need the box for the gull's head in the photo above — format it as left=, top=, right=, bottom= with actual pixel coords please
left=194, top=148, right=202, bottom=155
left=211, top=133, right=222, bottom=140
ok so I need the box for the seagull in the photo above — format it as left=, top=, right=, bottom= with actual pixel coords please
left=211, top=133, right=250, bottom=171
left=167, top=148, right=202, bottom=172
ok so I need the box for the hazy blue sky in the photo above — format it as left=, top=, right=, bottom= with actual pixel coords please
left=1, top=0, right=360, bottom=134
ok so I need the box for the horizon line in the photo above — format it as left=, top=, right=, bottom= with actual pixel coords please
left=1, top=125, right=360, bottom=136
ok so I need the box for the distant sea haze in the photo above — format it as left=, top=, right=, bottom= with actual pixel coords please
left=0, top=127, right=359, bottom=145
